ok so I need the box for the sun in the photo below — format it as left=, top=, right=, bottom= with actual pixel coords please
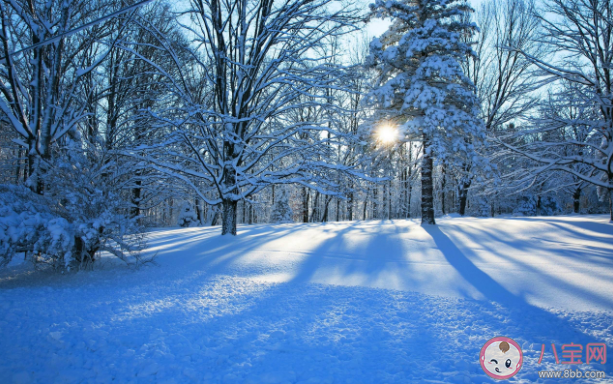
left=377, top=125, right=397, bottom=144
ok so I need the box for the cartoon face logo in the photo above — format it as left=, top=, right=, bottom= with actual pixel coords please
left=480, top=337, right=523, bottom=380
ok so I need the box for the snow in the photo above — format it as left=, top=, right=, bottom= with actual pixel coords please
left=1, top=215, right=612, bottom=383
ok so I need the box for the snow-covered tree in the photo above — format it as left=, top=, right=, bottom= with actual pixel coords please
left=366, top=0, right=486, bottom=225
left=497, top=0, right=613, bottom=221
left=270, top=188, right=293, bottom=223
left=125, top=0, right=364, bottom=235
left=0, top=1, right=162, bottom=270
left=101, top=3, right=190, bottom=223
left=177, top=202, right=199, bottom=227
left=0, top=0, right=116, bottom=193
left=0, top=144, right=147, bottom=270
left=458, top=0, right=541, bottom=215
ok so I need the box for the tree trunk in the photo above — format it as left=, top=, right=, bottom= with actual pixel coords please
left=321, top=196, right=332, bottom=222
left=336, top=198, right=340, bottom=221
left=241, top=199, right=246, bottom=224
left=169, top=198, right=175, bottom=226
left=348, top=189, right=354, bottom=221
left=388, top=180, right=392, bottom=219
left=421, top=135, right=436, bottom=225
left=573, top=187, right=582, bottom=213
left=372, top=186, right=378, bottom=219
left=14, top=147, right=23, bottom=183
left=310, top=191, right=320, bottom=222
left=401, top=167, right=407, bottom=217
left=406, top=179, right=412, bottom=219
left=221, top=160, right=238, bottom=234
left=130, top=176, right=142, bottom=223
left=196, top=198, right=203, bottom=225
left=303, top=187, right=309, bottom=223
left=27, top=140, right=44, bottom=194
left=441, top=164, right=446, bottom=215
left=221, top=199, right=238, bottom=235
left=382, top=183, right=387, bottom=219
left=458, top=181, right=469, bottom=216
left=362, top=189, right=368, bottom=220
left=609, top=186, right=613, bottom=222
left=211, top=205, right=220, bottom=226
left=248, top=202, right=253, bottom=225
left=406, top=142, right=413, bottom=218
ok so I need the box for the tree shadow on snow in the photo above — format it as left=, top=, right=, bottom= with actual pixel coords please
left=424, top=224, right=613, bottom=376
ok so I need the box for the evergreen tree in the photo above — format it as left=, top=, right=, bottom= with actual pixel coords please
left=366, top=0, right=486, bottom=225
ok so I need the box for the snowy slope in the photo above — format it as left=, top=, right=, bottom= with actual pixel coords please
left=1, top=215, right=612, bottom=383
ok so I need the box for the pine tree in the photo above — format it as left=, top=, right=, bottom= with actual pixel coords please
left=367, top=0, right=485, bottom=225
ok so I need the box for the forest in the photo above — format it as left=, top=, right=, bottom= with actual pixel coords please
left=0, top=0, right=612, bottom=269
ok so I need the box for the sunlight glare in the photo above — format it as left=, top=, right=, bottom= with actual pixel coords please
left=377, top=125, right=397, bottom=144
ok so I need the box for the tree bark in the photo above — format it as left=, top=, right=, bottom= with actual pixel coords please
left=458, top=181, right=469, bottom=216
left=196, top=198, right=203, bottom=225
left=310, top=191, right=320, bottom=222
left=406, top=143, right=412, bottom=218
left=221, top=158, right=238, bottom=234
left=221, top=199, right=238, bottom=235
left=441, top=164, right=446, bottom=215
left=321, top=196, right=332, bottom=222
left=372, top=185, right=378, bottom=219
left=362, top=188, right=369, bottom=220
left=573, top=187, right=582, bottom=213
left=610, top=190, right=613, bottom=221
left=303, top=187, right=309, bottom=223
left=609, top=181, right=613, bottom=222
left=348, top=189, right=354, bottom=221
left=387, top=180, right=392, bottom=219
left=241, top=199, right=246, bottom=224
left=248, top=202, right=253, bottom=225
left=421, top=135, right=436, bottom=225
left=382, top=183, right=387, bottom=219
left=27, top=141, right=44, bottom=194
left=335, top=198, right=340, bottom=221
left=169, top=198, right=174, bottom=226
left=130, top=176, right=142, bottom=223
left=14, top=147, right=23, bottom=183
left=406, top=179, right=412, bottom=218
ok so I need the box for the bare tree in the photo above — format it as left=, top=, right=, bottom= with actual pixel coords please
left=498, top=0, right=613, bottom=221
left=0, top=0, right=116, bottom=193
left=457, top=0, right=542, bottom=215
left=125, top=0, right=363, bottom=235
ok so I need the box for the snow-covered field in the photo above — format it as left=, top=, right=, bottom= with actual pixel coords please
left=1, top=215, right=612, bottom=383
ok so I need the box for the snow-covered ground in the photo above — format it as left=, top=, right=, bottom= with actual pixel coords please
left=1, top=215, right=612, bottom=383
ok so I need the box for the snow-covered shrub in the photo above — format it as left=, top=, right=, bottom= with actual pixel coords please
left=270, top=189, right=293, bottom=223
left=513, top=195, right=561, bottom=217
left=513, top=196, right=537, bottom=216
left=178, top=202, right=199, bottom=227
left=0, top=185, right=69, bottom=268
left=539, top=196, right=561, bottom=216
left=0, top=149, right=147, bottom=271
